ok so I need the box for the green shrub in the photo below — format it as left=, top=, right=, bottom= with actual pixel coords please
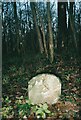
left=32, top=103, right=52, bottom=119
left=2, top=96, right=53, bottom=119
left=15, top=96, right=32, bottom=118
left=2, top=97, right=14, bottom=118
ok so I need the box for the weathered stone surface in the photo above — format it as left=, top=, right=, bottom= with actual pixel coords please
left=28, top=74, right=61, bottom=105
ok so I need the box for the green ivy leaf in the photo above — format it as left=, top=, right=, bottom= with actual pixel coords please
left=42, top=103, right=48, bottom=110
left=45, top=109, right=51, bottom=114
left=36, top=108, right=43, bottom=115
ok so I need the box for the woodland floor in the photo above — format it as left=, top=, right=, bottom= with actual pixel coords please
left=2, top=53, right=81, bottom=120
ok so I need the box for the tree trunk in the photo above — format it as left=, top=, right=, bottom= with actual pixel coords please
left=78, top=3, right=81, bottom=56
left=13, top=1, right=20, bottom=54
left=36, top=3, right=48, bottom=58
left=68, top=1, right=78, bottom=54
left=47, top=1, right=54, bottom=63
left=30, top=2, right=44, bottom=54
left=57, top=2, right=67, bottom=51
left=70, top=15, right=78, bottom=51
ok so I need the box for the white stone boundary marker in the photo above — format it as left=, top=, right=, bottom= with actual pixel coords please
left=28, top=74, right=61, bottom=104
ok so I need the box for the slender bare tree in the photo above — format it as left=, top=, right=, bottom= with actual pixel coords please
left=30, top=2, right=44, bottom=54
left=47, top=1, right=54, bottom=63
